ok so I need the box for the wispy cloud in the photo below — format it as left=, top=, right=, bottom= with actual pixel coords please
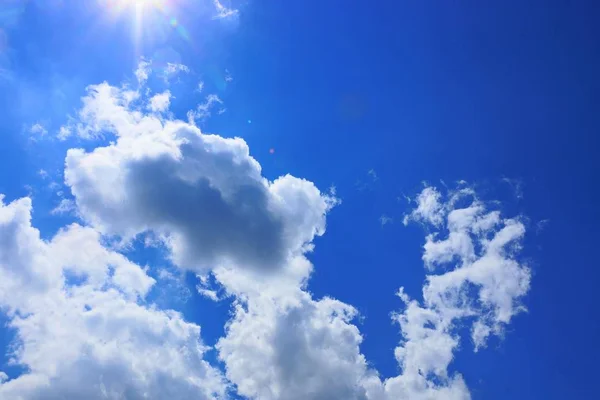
left=379, top=214, right=393, bottom=227
left=29, top=122, right=48, bottom=140
left=212, top=0, right=239, bottom=19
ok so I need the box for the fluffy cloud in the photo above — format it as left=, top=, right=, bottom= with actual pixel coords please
left=0, top=196, right=227, bottom=399
left=1, top=64, right=533, bottom=399
left=148, top=90, right=172, bottom=113
left=374, top=186, right=530, bottom=398
left=213, top=185, right=529, bottom=400
left=217, top=289, right=373, bottom=400
left=63, top=77, right=336, bottom=275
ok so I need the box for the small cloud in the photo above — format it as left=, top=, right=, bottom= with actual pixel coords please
left=135, top=59, right=152, bottom=85
left=163, top=63, right=190, bottom=83
left=48, top=181, right=61, bottom=191
left=536, top=219, right=550, bottom=234
left=355, top=169, right=380, bottom=192
left=38, top=169, right=49, bottom=179
left=198, top=288, right=220, bottom=301
left=197, top=81, right=205, bottom=93
left=148, top=91, right=172, bottom=113
left=379, top=214, right=393, bottom=227
left=188, top=94, right=223, bottom=123
left=213, top=0, right=239, bottom=19
left=329, top=184, right=337, bottom=197
left=24, top=184, right=34, bottom=197
left=29, top=123, right=48, bottom=140
left=51, top=199, right=76, bottom=216
left=502, top=177, right=524, bottom=200
left=403, top=186, right=445, bottom=227
left=57, top=125, right=71, bottom=141
left=196, top=274, right=223, bottom=302
left=225, top=69, right=233, bottom=83
left=0, top=371, right=7, bottom=383
left=368, top=169, right=378, bottom=181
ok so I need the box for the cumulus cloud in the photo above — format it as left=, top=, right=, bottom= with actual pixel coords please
left=62, top=75, right=336, bottom=276
left=5, top=63, right=532, bottom=399
left=218, top=291, right=373, bottom=400
left=211, top=254, right=374, bottom=400
left=0, top=196, right=227, bottom=399
left=213, top=184, right=530, bottom=400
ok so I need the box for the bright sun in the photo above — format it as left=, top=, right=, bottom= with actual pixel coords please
left=103, top=0, right=158, bottom=12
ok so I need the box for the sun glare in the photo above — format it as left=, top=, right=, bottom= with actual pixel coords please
left=103, top=0, right=163, bottom=14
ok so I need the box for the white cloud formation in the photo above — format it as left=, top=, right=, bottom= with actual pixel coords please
left=148, top=90, right=172, bottom=113
left=5, top=63, right=532, bottom=399
left=211, top=254, right=374, bottom=400
left=214, top=184, right=530, bottom=400
left=62, top=76, right=336, bottom=276
left=403, top=186, right=445, bottom=227
left=379, top=186, right=531, bottom=396
left=0, top=196, right=227, bottom=399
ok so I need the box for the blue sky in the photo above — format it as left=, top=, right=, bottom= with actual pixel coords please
left=0, top=0, right=599, bottom=399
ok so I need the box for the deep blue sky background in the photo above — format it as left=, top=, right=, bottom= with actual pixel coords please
left=1, top=0, right=599, bottom=398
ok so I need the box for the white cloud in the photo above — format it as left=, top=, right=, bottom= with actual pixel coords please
left=29, top=123, right=47, bottom=140
left=215, top=260, right=374, bottom=400
left=57, top=125, right=71, bottom=140
left=196, top=274, right=223, bottom=302
left=135, top=59, right=151, bottom=85
left=51, top=198, right=75, bottom=215
left=213, top=0, right=239, bottom=20
left=0, top=196, right=227, bottom=399
left=398, top=186, right=531, bottom=361
left=148, top=90, right=172, bottom=113
left=165, top=63, right=190, bottom=76
left=224, top=69, right=233, bottom=83
left=403, top=186, right=445, bottom=227
left=163, top=63, right=190, bottom=84
left=63, top=79, right=337, bottom=277
left=380, top=214, right=393, bottom=227
left=189, top=94, right=224, bottom=122
left=214, top=183, right=529, bottom=400
left=7, top=64, right=533, bottom=399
